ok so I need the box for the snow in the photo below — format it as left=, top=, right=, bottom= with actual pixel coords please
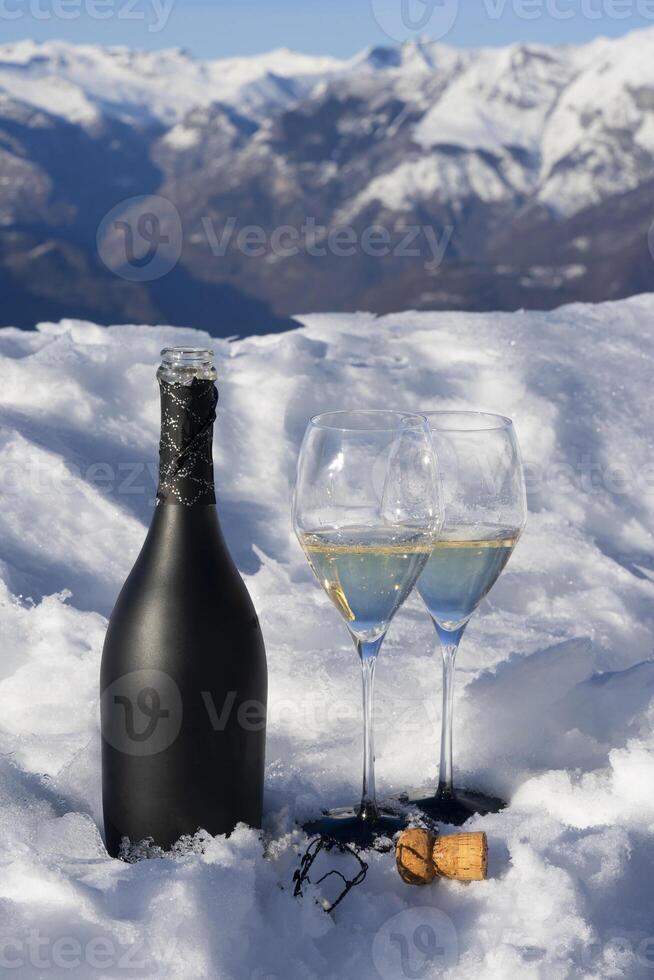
left=0, top=296, right=654, bottom=977
left=414, top=43, right=574, bottom=157
left=539, top=27, right=654, bottom=211
left=163, top=124, right=202, bottom=150
left=3, top=31, right=654, bottom=217
left=0, top=40, right=345, bottom=126
left=374, top=29, right=654, bottom=217
left=342, top=153, right=510, bottom=218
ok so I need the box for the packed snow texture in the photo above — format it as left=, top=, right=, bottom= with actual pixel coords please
left=0, top=298, right=654, bottom=978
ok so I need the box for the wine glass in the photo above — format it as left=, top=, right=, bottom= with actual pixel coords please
left=293, top=411, right=442, bottom=847
left=410, top=412, right=527, bottom=825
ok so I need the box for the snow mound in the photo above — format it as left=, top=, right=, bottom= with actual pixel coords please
left=0, top=297, right=653, bottom=977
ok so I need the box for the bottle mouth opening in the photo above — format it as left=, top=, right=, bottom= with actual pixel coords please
left=161, top=347, right=214, bottom=364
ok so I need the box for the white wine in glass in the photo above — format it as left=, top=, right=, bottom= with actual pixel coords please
left=418, top=528, right=518, bottom=630
left=300, top=528, right=432, bottom=639
left=411, top=412, right=527, bottom=825
left=293, top=411, right=441, bottom=848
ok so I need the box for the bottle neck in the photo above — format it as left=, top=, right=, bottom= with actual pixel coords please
left=156, top=377, right=218, bottom=507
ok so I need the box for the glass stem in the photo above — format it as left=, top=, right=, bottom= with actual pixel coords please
left=435, top=624, right=466, bottom=800
left=356, top=636, right=383, bottom=821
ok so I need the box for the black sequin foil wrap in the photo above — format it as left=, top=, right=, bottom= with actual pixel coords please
left=157, top=378, right=218, bottom=506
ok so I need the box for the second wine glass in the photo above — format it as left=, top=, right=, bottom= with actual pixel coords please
left=293, top=410, right=441, bottom=847
left=410, top=412, right=527, bottom=825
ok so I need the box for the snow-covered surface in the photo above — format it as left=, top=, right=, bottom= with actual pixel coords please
left=1, top=297, right=654, bottom=977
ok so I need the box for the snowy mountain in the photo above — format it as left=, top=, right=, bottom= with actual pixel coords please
left=0, top=40, right=344, bottom=125
left=1, top=31, right=654, bottom=331
left=0, top=297, right=653, bottom=976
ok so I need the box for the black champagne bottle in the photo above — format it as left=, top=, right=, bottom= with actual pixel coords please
left=101, top=347, right=267, bottom=857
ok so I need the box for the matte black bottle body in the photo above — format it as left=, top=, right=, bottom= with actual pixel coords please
left=101, top=354, right=266, bottom=856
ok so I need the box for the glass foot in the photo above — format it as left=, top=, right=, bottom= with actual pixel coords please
left=302, top=805, right=407, bottom=851
left=399, top=788, right=507, bottom=827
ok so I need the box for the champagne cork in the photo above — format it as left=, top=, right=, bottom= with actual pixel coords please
left=396, top=829, right=488, bottom=885
left=433, top=832, right=488, bottom=881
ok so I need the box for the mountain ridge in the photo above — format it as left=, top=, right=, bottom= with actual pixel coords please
left=0, top=30, right=653, bottom=332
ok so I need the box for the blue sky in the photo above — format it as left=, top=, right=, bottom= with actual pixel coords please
left=1, top=0, right=652, bottom=56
